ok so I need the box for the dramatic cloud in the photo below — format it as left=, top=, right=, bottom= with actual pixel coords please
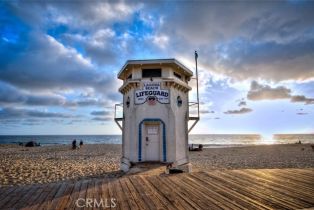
left=0, top=107, right=74, bottom=119
left=0, top=81, right=66, bottom=106
left=0, top=33, right=114, bottom=92
left=247, top=81, right=314, bottom=105
left=1, top=1, right=314, bottom=134
left=62, top=29, right=119, bottom=65
left=6, top=1, right=141, bottom=29
left=156, top=1, right=314, bottom=82
left=0, top=81, right=116, bottom=107
left=247, top=81, right=291, bottom=100
left=224, top=107, right=253, bottom=115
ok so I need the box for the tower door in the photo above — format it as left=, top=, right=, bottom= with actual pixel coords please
left=145, top=124, right=160, bottom=161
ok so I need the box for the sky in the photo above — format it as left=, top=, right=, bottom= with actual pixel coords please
left=0, top=0, right=313, bottom=135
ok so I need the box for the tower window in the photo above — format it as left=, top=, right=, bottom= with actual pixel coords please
left=142, top=69, right=161, bottom=78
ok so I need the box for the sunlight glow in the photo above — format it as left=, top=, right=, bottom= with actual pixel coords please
left=260, top=134, right=276, bottom=144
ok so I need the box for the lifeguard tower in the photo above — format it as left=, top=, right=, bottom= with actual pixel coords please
left=115, top=57, right=200, bottom=172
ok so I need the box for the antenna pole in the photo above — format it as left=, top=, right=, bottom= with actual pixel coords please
left=195, top=51, right=200, bottom=118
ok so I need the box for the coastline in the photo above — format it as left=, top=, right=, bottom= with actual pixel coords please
left=0, top=143, right=313, bottom=186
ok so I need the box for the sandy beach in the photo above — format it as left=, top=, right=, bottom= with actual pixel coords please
left=0, top=143, right=313, bottom=186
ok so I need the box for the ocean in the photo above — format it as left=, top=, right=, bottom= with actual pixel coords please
left=0, top=134, right=313, bottom=148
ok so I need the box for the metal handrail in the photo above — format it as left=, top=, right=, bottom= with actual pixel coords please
left=114, top=103, right=123, bottom=130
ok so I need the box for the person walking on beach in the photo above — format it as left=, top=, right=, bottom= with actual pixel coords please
left=72, top=139, right=77, bottom=150
left=79, top=140, right=83, bottom=148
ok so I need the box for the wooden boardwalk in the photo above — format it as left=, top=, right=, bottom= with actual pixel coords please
left=0, top=168, right=313, bottom=209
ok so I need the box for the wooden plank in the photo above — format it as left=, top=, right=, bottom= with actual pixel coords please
left=157, top=174, right=205, bottom=210
left=247, top=169, right=314, bottom=194
left=279, top=169, right=314, bottom=179
left=0, top=187, right=23, bottom=209
left=84, top=179, right=96, bottom=210
left=128, top=175, right=160, bottom=210
left=48, top=181, right=69, bottom=210
left=181, top=174, right=247, bottom=210
left=288, top=169, right=314, bottom=177
left=30, top=183, right=62, bottom=209
left=65, top=180, right=83, bottom=209
left=120, top=177, right=150, bottom=210
left=113, top=178, right=130, bottom=210
left=9, top=185, right=34, bottom=209
left=216, top=170, right=307, bottom=209
left=74, top=180, right=89, bottom=210
left=146, top=175, right=196, bottom=210
left=1, top=185, right=30, bottom=209
left=108, top=179, right=121, bottom=210
left=1, top=168, right=312, bottom=210
left=233, top=170, right=314, bottom=205
left=207, top=171, right=301, bottom=209
left=21, top=185, right=45, bottom=210
left=192, top=172, right=273, bottom=209
left=29, top=183, right=59, bottom=210
left=119, top=178, right=140, bottom=210
left=168, top=175, right=223, bottom=210
left=268, top=169, right=314, bottom=185
left=92, top=179, right=104, bottom=210
left=265, top=169, right=314, bottom=186
left=55, top=181, right=76, bottom=210
left=100, top=179, right=112, bottom=210
left=138, top=175, right=177, bottom=210
left=0, top=187, right=18, bottom=208
left=0, top=186, right=19, bottom=208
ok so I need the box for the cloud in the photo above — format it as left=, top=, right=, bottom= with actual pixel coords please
left=0, top=81, right=66, bottom=106
left=199, top=110, right=215, bottom=114
left=6, top=1, right=141, bottom=29
left=0, top=33, right=115, bottom=92
left=247, top=81, right=291, bottom=100
left=0, top=81, right=116, bottom=107
left=91, top=116, right=112, bottom=121
left=247, top=81, right=314, bottom=105
left=238, top=101, right=247, bottom=106
left=72, top=99, right=111, bottom=107
left=224, top=107, right=253, bottom=114
left=296, top=112, right=308, bottom=115
left=90, top=109, right=112, bottom=121
left=0, top=107, right=74, bottom=119
left=291, top=95, right=314, bottom=105
left=1, top=1, right=314, bottom=133
left=151, top=1, right=314, bottom=82
left=62, top=29, right=119, bottom=65
left=90, top=110, right=110, bottom=116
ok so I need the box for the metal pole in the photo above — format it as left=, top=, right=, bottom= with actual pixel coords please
left=195, top=51, right=200, bottom=118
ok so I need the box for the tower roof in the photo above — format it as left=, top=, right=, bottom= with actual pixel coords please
left=117, top=58, right=193, bottom=79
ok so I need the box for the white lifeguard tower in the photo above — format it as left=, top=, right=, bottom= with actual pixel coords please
left=115, top=57, right=200, bottom=172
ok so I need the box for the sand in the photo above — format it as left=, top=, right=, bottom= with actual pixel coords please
left=0, top=143, right=313, bottom=186
left=190, top=144, right=314, bottom=171
left=0, top=144, right=122, bottom=186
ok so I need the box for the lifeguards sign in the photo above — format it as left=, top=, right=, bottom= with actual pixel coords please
left=135, top=82, right=169, bottom=104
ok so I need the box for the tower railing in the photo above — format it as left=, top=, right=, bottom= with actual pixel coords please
left=114, top=103, right=123, bottom=130
left=188, top=101, right=200, bottom=133
left=188, top=51, right=200, bottom=133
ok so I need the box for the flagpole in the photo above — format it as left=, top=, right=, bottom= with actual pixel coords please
left=195, top=50, right=200, bottom=118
